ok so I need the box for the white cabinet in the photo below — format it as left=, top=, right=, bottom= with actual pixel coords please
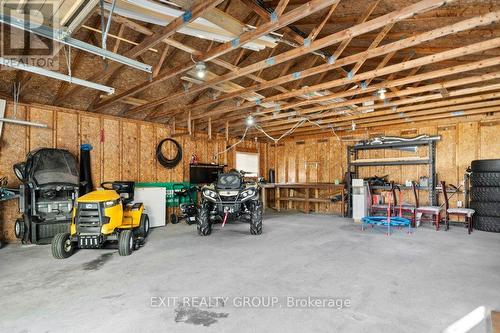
left=134, top=187, right=166, bottom=228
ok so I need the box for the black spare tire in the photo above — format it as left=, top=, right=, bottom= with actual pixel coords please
left=471, top=159, right=500, bottom=173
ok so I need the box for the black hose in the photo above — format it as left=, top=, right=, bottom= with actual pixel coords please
left=156, top=138, right=182, bottom=169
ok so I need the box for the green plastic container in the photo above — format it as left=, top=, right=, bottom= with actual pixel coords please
left=135, top=182, right=197, bottom=207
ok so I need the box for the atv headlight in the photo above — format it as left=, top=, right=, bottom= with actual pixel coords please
left=240, top=189, right=256, bottom=201
left=202, top=189, right=217, bottom=201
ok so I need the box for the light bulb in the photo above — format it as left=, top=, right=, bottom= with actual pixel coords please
left=196, top=70, right=205, bottom=79
left=195, top=61, right=206, bottom=79
left=378, top=88, right=386, bottom=100
left=245, top=115, right=255, bottom=126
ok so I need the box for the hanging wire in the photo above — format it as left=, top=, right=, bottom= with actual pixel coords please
left=213, top=114, right=351, bottom=158
left=63, top=45, right=72, bottom=82
left=214, top=126, right=250, bottom=158
left=12, top=82, right=20, bottom=119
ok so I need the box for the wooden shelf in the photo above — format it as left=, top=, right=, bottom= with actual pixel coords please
left=351, top=156, right=430, bottom=166
left=270, top=182, right=346, bottom=216
left=278, top=197, right=333, bottom=204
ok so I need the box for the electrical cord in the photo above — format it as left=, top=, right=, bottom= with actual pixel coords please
left=156, top=138, right=182, bottom=169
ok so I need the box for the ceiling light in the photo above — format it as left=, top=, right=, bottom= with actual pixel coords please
left=245, top=115, right=255, bottom=126
left=195, top=61, right=206, bottom=79
left=351, top=121, right=356, bottom=131
left=377, top=88, right=386, bottom=100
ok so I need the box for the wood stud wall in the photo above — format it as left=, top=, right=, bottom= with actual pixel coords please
left=0, top=100, right=499, bottom=241
left=269, top=121, right=500, bottom=212
left=0, top=102, right=265, bottom=242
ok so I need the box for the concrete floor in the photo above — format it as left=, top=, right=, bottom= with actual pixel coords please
left=1, top=212, right=499, bottom=333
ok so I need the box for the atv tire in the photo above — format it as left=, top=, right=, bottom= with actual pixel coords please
left=474, top=216, right=500, bottom=233
left=470, top=187, right=500, bottom=202
left=249, top=201, right=263, bottom=235
left=118, top=230, right=134, bottom=256
left=14, top=218, right=24, bottom=239
left=470, top=201, right=500, bottom=218
left=471, top=159, right=500, bottom=172
left=52, top=233, right=74, bottom=259
left=21, top=214, right=30, bottom=244
left=470, top=172, right=500, bottom=187
left=197, top=203, right=211, bottom=236
left=138, top=214, right=150, bottom=238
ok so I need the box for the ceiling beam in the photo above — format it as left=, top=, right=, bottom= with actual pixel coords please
left=307, top=2, right=339, bottom=41
left=274, top=0, right=291, bottom=17
left=187, top=36, right=500, bottom=122
left=163, top=7, right=497, bottom=119
left=93, top=0, right=337, bottom=112
left=143, top=0, right=457, bottom=118
left=259, top=80, right=500, bottom=130
left=226, top=55, right=500, bottom=132
left=54, top=0, right=224, bottom=104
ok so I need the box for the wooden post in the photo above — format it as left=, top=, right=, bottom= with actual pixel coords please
left=188, top=111, right=192, bottom=135
left=225, top=121, right=229, bottom=141
left=208, top=117, right=212, bottom=140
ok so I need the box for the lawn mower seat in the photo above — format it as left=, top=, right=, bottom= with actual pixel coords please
left=105, top=181, right=135, bottom=205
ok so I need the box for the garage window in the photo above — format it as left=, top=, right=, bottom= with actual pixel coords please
left=235, top=151, right=259, bottom=177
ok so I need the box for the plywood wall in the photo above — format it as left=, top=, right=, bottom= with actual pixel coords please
left=269, top=120, right=500, bottom=212
left=0, top=102, right=259, bottom=242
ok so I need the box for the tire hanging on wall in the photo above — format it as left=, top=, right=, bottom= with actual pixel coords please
left=156, top=138, right=182, bottom=169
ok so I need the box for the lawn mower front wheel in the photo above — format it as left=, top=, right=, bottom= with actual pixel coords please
left=51, top=233, right=74, bottom=259
left=118, top=230, right=134, bottom=256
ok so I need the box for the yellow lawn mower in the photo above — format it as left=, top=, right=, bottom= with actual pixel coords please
left=51, top=181, right=150, bottom=259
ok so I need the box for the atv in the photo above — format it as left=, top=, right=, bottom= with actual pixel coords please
left=197, top=170, right=262, bottom=236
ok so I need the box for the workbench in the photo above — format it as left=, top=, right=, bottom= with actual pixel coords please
left=260, top=183, right=346, bottom=216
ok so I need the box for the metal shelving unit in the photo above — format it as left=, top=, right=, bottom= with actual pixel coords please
left=347, top=140, right=438, bottom=217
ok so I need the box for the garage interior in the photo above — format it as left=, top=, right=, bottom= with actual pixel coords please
left=0, top=0, right=499, bottom=332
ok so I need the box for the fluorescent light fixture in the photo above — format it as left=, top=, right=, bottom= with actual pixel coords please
left=0, top=13, right=151, bottom=73
left=195, top=61, right=207, bottom=79
left=109, top=1, right=271, bottom=52
left=0, top=57, right=115, bottom=94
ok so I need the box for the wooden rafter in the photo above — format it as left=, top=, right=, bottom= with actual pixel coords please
left=55, top=0, right=224, bottom=104
left=259, top=80, right=500, bottom=129
left=260, top=92, right=500, bottom=136
left=274, top=0, right=291, bottom=17
left=164, top=2, right=491, bottom=119
left=138, top=0, right=455, bottom=117
left=331, top=0, right=381, bottom=61
left=239, top=0, right=306, bottom=45
left=227, top=54, right=500, bottom=133
left=93, top=0, right=337, bottom=112
left=153, top=44, right=171, bottom=78
left=252, top=37, right=500, bottom=120
left=307, top=2, right=339, bottom=41
left=187, top=35, right=500, bottom=124
left=86, top=23, right=129, bottom=110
